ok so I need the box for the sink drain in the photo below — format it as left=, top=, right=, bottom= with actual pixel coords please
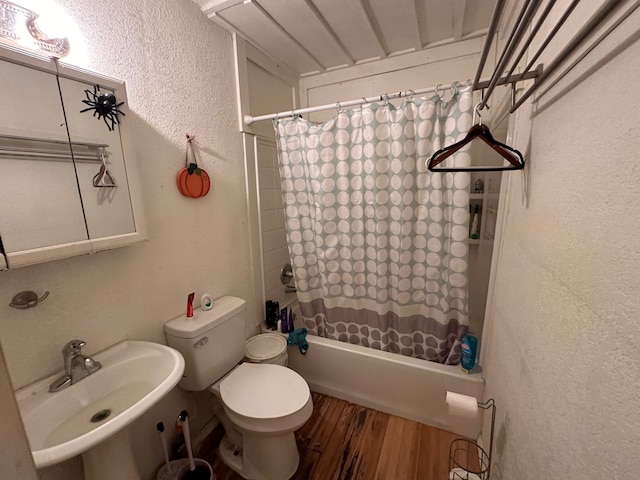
left=90, top=409, right=112, bottom=423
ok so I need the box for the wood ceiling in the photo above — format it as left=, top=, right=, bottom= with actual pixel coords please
left=196, top=0, right=497, bottom=76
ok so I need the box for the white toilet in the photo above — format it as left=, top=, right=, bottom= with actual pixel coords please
left=164, top=296, right=312, bottom=480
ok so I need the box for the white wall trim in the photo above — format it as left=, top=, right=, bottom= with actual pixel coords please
left=478, top=89, right=533, bottom=372
left=233, top=35, right=250, bottom=133
left=242, top=132, right=263, bottom=327
left=233, top=36, right=299, bottom=134
left=243, top=42, right=300, bottom=87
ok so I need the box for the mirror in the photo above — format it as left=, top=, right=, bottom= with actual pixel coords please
left=58, top=76, right=136, bottom=239
left=0, top=60, right=88, bottom=251
left=0, top=47, right=146, bottom=268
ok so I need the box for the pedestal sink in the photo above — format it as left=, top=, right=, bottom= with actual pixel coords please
left=15, top=340, right=184, bottom=479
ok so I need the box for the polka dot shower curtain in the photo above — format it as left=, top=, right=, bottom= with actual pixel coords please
left=273, top=86, right=473, bottom=365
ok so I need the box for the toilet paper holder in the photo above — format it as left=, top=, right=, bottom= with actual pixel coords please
left=447, top=396, right=496, bottom=480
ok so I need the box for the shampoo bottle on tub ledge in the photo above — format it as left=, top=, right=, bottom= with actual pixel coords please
left=460, top=334, right=477, bottom=373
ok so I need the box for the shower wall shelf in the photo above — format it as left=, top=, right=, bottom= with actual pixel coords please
left=469, top=172, right=500, bottom=247
left=0, top=134, right=108, bottom=163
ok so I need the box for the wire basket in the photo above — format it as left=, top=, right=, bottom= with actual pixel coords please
left=448, top=438, right=489, bottom=480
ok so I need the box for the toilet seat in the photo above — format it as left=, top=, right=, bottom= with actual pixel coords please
left=220, top=363, right=310, bottom=419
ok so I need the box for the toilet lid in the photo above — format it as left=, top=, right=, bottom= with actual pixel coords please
left=220, top=363, right=309, bottom=419
left=244, top=333, right=287, bottom=361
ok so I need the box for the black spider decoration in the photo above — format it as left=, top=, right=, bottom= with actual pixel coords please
left=80, top=85, right=125, bottom=131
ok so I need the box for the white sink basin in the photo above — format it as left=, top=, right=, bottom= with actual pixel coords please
left=15, top=340, right=185, bottom=468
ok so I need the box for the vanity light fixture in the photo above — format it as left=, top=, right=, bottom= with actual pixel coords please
left=0, top=0, right=70, bottom=57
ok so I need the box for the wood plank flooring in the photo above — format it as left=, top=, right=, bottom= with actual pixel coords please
left=204, top=392, right=478, bottom=480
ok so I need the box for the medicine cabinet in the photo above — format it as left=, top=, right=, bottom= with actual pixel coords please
left=0, top=46, right=146, bottom=269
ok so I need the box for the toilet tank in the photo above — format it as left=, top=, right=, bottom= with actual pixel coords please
left=164, top=296, right=246, bottom=391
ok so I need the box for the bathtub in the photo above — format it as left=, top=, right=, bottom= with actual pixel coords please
left=280, top=300, right=484, bottom=439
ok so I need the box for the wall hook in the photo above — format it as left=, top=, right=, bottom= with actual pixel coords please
left=9, top=290, right=49, bottom=309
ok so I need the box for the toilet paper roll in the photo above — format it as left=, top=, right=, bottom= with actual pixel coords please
left=446, top=391, right=478, bottom=419
left=201, top=294, right=213, bottom=310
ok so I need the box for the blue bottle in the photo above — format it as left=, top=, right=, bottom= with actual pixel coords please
left=460, top=334, right=478, bottom=373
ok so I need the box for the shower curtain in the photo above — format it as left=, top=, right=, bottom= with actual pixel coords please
left=274, top=87, right=472, bottom=364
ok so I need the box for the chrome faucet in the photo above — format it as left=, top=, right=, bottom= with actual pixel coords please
left=49, top=339, right=101, bottom=393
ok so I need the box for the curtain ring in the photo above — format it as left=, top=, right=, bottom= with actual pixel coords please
left=450, top=81, right=459, bottom=97
left=406, top=89, right=415, bottom=101
left=336, top=101, right=342, bottom=114
left=382, top=93, right=389, bottom=105
left=435, top=84, right=444, bottom=99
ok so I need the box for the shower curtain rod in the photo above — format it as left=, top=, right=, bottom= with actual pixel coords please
left=244, top=70, right=539, bottom=125
left=248, top=0, right=626, bottom=125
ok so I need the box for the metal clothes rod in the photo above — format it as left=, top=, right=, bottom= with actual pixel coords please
left=477, top=0, right=543, bottom=110
left=516, top=0, right=581, bottom=82
left=476, top=0, right=626, bottom=113
left=244, top=70, right=540, bottom=125
left=472, top=0, right=506, bottom=90
left=511, top=0, right=628, bottom=112
left=533, top=0, right=640, bottom=102
left=504, top=0, right=557, bottom=80
left=490, top=0, right=536, bottom=85
left=0, top=150, right=104, bottom=163
left=0, top=133, right=108, bottom=163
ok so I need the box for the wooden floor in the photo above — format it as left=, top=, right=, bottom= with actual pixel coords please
left=204, top=392, right=477, bottom=480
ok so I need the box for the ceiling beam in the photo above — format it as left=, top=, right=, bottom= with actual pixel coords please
left=211, top=10, right=304, bottom=74
left=357, top=0, right=389, bottom=58
left=200, top=0, right=245, bottom=17
left=452, top=0, right=467, bottom=41
left=413, top=0, right=428, bottom=47
left=304, top=0, right=356, bottom=65
left=408, top=0, right=422, bottom=50
left=250, top=0, right=326, bottom=71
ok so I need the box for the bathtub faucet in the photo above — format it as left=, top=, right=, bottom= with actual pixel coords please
left=49, top=339, right=102, bottom=392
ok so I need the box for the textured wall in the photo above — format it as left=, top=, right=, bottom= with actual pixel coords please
left=483, top=8, right=640, bottom=479
left=0, top=1, right=252, bottom=478
left=1, top=0, right=251, bottom=387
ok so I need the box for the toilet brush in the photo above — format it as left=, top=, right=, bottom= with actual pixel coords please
left=156, top=422, right=189, bottom=480
left=178, top=410, right=212, bottom=480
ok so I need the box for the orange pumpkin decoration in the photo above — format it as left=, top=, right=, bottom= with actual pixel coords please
left=177, top=164, right=211, bottom=198
left=177, top=134, right=211, bottom=198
